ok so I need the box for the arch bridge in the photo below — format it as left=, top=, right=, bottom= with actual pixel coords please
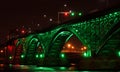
left=1, top=6, right=120, bottom=66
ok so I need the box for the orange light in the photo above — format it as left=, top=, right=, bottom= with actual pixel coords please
left=72, top=46, right=74, bottom=49
left=83, top=46, right=87, bottom=50
left=81, top=48, right=83, bottom=51
left=67, top=44, right=71, bottom=48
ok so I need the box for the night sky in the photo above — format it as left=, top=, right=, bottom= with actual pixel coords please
left=0, top=0, right=120, bottom=43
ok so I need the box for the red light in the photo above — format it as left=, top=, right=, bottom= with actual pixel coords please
left=21, top=30, right=25, bottom=34
left=7, top=45, right=13, bottom=52
left=64, top=12, right=68, bottom=16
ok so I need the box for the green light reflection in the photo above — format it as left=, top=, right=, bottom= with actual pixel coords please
left=59, top=67, right=67, bottom=70
left=34, top=67, right=55, bottom=71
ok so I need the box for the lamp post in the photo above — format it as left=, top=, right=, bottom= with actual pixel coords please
left=57, top=11, right=70, bottom=24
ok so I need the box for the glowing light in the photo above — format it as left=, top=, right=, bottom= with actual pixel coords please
left=83, top=46, right=87, bottom=50
left=49, top=18, right=53, bottom=21
left=71, top=12, right=75, bottom=16
left=9, top=56, right=12, bottom=60
left=59, top=67, right=67, bottom=70
left=64, top=4, right=67, bottom=7
left=118, top=51, right=120, bottom=57
left=34, top=67, right=54, bottom=71
left=61, top=53, right=65, bottom=58
left=40, top=54, right=44, bottom=58
left=67, top=44, right=71, bottom=48
left=81, top=48, right=84, bottom=51
left=69, top=10, right=72, bottom=13
left=71, top=46, right=74, bottom=49
left=0, top=50, right=4, bottom=53
left=78, top=12, right=82, bottom=16
left=21, top=55, right=24, bottom=58
left=83, top=52, right=87, bottom=57
left=76, top=30, right=78, bottom=32
left=36, top=54, right=39, bottom=58
left=37, top=24, right=40, bottom=27
left=43, top=15, right=47, bottom=18
left=21, top=30, right=25, bottom=34
left=64, top=12, right=68, bottom=16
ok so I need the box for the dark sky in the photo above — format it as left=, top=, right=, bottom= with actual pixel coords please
left=0, top=0, right=120, bottom=43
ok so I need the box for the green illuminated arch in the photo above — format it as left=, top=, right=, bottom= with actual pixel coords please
left=25, top=36, right=45, bottom=64
left=46, top=27, right=92, bottom=59
left=47, top=30, right=72, bottom=56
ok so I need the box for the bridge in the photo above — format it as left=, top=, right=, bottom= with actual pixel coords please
left=0, top=6, right=120, bottom=66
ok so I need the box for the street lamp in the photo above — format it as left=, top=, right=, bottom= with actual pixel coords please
left=67, top=43, right=71, bottom=48
left=57, top=11, right=70, bottom=24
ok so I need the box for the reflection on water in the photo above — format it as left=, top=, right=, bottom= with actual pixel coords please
left=0, top=64, right=72, bottom=71
left=0, top=63, right=81, bottom=71
left=0, top=63, right=119, bottom=71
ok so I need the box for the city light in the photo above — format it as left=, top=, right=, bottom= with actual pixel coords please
left=40, top=54, right=44, bottom=58
left=21, top=55, right=24, bottom=58
left=49, top=18, right=53, bottom=22
left=83, top=52, right=87, bottom=57
left=0, top=50, right=4, bottom=53
left=9, top=56, right=12, bottom=60
left=21, top=29, right=25, bottom=34
left=78, top=12, right=82, bottom=16
left=71, top=12, right=75, bottom=16
left=60, top=53, right=65, bottom=58
left=67, top=43, right=71, bottom=48
left=36, top=54, right=39, bottom=58
left=118, top=51, right=120, bottom=57
left=64, top=4, right=67, bottom=7
left=83, top=46, right=87, bottom=50
left=81, top=48, right=84, bottom=51
left=64, top=12, right=68, bottom=16
left=71, top=46, right=74, bottom=49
